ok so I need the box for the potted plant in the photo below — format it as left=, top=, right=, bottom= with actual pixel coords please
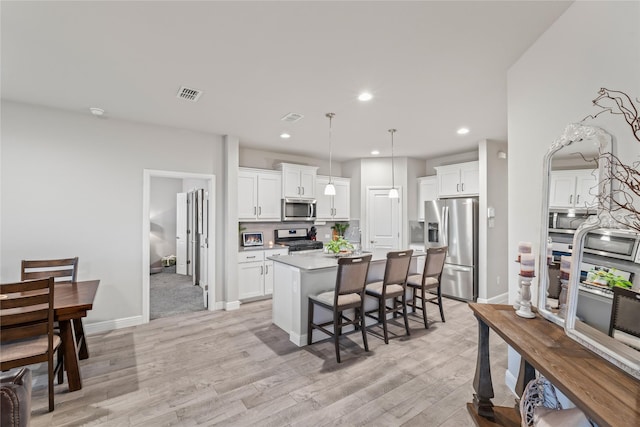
left=324, top=236, right=354, bottom=255
left=331, top=222, right=349, bottom=241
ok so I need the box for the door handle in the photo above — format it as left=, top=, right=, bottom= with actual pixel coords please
left=301, top=187, right=304, bottom=195
left=456, top=183, right=460, bottom=192
left=576, top=195, right=580, bottom=204
left=265, top=265, right=269, bottom=274
left=258, top=206, right=262, bottom=215
left=253, top=206, right=257, bottom=215
left=569, top=195, right=573, bottom=205
left=260, top=266, right=264, bottom=275
left=461, top=183, right=464, bottom=192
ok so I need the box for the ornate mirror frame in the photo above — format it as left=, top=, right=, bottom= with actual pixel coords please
left=537, top=123, right=612, bottom=327
left=564, top=215, right=640, bottom=379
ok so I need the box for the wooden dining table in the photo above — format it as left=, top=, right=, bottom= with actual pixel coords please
left=53, top=280, right=99, bottom=391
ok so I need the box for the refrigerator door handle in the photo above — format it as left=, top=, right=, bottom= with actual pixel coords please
left=446, top=265, right=472, bottom=273
left=442, top=206, right=449, bottom=247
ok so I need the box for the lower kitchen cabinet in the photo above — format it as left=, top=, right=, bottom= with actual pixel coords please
left=238, top=248, right=288, bottom=300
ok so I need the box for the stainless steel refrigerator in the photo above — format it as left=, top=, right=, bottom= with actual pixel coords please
left=424, top=198, right=478, bottom=301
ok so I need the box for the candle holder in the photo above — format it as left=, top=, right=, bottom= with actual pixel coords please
left=558, top=279, right=569, bottom=319
left=513, top=280, right=522, bottom=310
left=515, top=275, right=536, bottom=319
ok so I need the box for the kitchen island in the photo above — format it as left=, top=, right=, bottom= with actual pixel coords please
left=269, top=249, right=425, bottom=346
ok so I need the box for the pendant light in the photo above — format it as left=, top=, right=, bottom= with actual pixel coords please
left=388, top=128, right=399, bottom=198
left=324, top=113, right=336, bottom=196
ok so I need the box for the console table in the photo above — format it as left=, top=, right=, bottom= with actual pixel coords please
left=467, top=304, right=640, bottom=427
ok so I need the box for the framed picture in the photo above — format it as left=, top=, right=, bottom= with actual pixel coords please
left=242, top=232, right=263, bottom=247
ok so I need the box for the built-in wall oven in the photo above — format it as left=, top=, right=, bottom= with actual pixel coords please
left=548, top=211, right=596, bottom=233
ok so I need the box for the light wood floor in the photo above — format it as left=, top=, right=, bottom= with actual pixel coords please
left=29, top=298, right=515, bottom=426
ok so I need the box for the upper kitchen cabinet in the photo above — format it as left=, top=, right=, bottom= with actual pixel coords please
left=417, top=176, right=438, bottom=221
left=277, top=163, right=318, bottom=199
left=435, top=161, right=479, bottom=198
left=316, top=176, right=350, bottom=220
left=549, top=169, right=598, bottom=209
left=238, top=168, right=282, bottom=221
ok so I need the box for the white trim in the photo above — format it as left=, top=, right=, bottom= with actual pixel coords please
left=214, top=301, right=225, bottom=311
left=84, top=316, right=144, bottom=335
left=291, top=331, right=305, bottom=347
left=142, top=169, right=217, bottom=324
left=476, top=292, right=509, bottom=304
left=504, top=368, right=518, bottom=395
left=225, top=300, right=241, bottom=311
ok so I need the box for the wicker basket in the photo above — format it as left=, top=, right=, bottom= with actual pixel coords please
left=519, top=375, right=562, bottom=427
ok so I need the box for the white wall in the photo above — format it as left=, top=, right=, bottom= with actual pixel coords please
left=478, top=140, right=509, bottom=302
left=239, top=147, right=340, bottom=177
left=0, top=101, right=226, bottom=325
left=149, top=177, right=182, bottom=266
left=506, top=0, right=640, bottom=392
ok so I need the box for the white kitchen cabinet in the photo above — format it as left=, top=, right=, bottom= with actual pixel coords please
left=316, top=176, right=350, bottom=220
left=435, top=161, right=479, bottom=198
left=417, top=176, right=438, bottom=221
left=238, top=168, right=282, bottom=221
left=238, top=248, right=288, bottom=300
left=277, top=163, right=318, bottom=199
left=549, top=169, right=598, bottom=209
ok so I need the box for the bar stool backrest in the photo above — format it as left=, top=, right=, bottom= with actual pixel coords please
left=383, top=250, right=413, bottom=286
left=423, top=246, right=448, bottom=284
left=336, top=254, right=373, bottom=297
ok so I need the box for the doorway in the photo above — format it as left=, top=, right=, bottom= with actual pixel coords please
left=142, top=170, right=216, bottom=323
left=365, top=187, right=403, bottom=250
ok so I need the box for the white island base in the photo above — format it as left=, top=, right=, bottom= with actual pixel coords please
left=271, top=250, right=423, bottom=347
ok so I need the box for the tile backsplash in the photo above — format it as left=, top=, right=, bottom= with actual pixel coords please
left=239, top=220, right=355, bottom=247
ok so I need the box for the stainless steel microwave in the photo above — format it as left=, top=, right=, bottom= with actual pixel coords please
left=549, top=211, right=596, bottom=233
left=281, top=198, right=316, bottom=222
left=583, top=229, right=640, bottom=262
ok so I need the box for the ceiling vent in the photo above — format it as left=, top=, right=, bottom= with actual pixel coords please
left=177, top=86, right=203, bottom=102
left=281, top=112, right=304, bottom=123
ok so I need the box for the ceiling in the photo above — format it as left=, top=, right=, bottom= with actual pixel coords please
left=1, top=1, right=572, bottom=161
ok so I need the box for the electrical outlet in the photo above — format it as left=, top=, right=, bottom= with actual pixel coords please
left=496, top=276, right=500, bottom=285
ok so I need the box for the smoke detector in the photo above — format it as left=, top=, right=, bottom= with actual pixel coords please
left=177, top=86, right=203, bottom=102
left=281, top=112, right=304, bottom=123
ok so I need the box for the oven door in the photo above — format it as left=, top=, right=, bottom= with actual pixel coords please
left=281, top=198, right=317, bottom=222
left=583, top=229, right=640, bottom=262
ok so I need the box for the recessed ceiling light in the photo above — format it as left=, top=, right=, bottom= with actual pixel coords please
left=280, top=133, right=291, bottom=139
left=457, top=127, right=470, bottom=135
left=89, top=107, right=105, bottom=117
left=371, top=150, right=380, bottom=155
left=358, top=92, right=373, bottom=102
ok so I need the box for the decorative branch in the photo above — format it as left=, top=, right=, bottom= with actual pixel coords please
left=595, top=151, right=640, bottom=233
left=581, top=88, right=640, bottom=143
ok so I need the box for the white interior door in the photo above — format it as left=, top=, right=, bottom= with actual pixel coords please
left=366, top=188, right=401, bottom=250
left=176, top=192, right=188, bottom=275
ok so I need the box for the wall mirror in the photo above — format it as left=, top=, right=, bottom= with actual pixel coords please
left=565, top=217, right=640, bottom=379
left=537, top=123, right=612, bottom=327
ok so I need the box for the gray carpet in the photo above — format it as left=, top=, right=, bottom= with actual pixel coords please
left=150, top=266, right=205, bottom=320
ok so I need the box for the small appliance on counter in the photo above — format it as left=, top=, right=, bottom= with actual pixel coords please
left=275, top=228, right=323, bottom=252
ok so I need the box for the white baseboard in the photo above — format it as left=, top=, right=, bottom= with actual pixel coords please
left=225, top=300, right=240, bottom=311
left=476, top=292, right=509, bottom=304
left=504, top=368, right=518, bottom=395
left=213, top=301, right=225, bottom=311
left=290, top=332, right=305, bottom=347
left=84, top=315, right=144, bottom=335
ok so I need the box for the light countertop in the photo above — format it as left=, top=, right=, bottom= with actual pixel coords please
left=268, top=248, right=425, bottom=271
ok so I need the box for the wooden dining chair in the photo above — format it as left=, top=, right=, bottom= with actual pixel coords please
left=1, top=277, right=61, bottom=412
left=365, top=250, right=413, bottom=344
left=406, top=246, right=448, bottom=329
left=608, top=286, right=640, bottom=350
left=21, top=257, right=82, bottom=383
left=307, top=254, right=372, bottom=363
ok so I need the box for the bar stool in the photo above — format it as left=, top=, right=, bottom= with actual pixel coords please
left=364, top=250, right=413, bottom=344
left=406, top=246, right=447, bottom=329
left=307, top=254, right=372, bottom=363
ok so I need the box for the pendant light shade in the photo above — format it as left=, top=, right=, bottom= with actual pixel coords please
left=324, top=113, right=336, bottom=196
left=388, top=128, right=399, bottom=198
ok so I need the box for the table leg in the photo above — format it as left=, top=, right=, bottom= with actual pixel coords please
left=515, top=358, right=536, bottom=398
left=472, top=314, right=495, bottom=420
left=73, top=318, right=89, bottom=360
left=59, top=319, right=82, bottom=391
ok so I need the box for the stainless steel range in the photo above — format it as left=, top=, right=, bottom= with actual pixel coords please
left=274, top=228, right=323, bottom=252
